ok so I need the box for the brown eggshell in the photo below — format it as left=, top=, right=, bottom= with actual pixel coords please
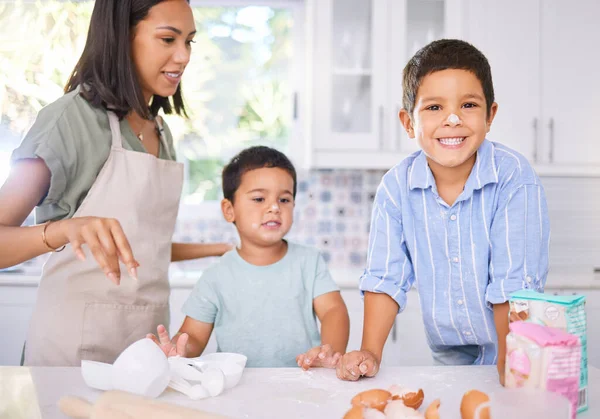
left=401, top=389, right=425, bottom=410
left=344, top=406, right=364, bottom=419
left=351, top=389, right=392, bottom=412
left=460, top=389, right=490, bottom=419
left=424, top=399, right=441, bottom=419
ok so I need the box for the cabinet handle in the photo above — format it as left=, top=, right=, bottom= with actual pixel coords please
left=395, top=104, right=402, bottom=152
left=293, top=91, right=298, bottom=120
left=548, top=118, right=555, bottom=163
left=379, top=105, right=384, bottom=150
left=532, top=117, right=538, bottom=163
left=392, top=319, right=397, bottom=342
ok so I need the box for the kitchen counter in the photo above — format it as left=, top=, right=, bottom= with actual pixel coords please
left=2, top=267, right=600, bottom=289
left=2, top=365, right=598, bottom=418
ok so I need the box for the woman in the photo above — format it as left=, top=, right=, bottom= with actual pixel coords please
left=0, top=0, right=228, bottom=366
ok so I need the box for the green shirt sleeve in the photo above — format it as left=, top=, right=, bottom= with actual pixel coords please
left=11, top=99, right=76, bottom=205
left=182, top=268, right=219, bottom=324
left=312, top=251, right=340, bottom=299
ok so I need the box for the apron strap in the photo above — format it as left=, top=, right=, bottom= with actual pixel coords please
left=107, top=111, right=124, bottom=149
left=155, top=116, right=174, bottom=161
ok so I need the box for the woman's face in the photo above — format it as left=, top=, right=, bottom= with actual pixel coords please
left=131, top=0, right=196, bottom=103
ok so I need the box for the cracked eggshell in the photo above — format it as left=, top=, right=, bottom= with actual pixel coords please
left=384, top=400, right=424, bottom=418
left=388, top=386, right=425, bottom=410
left=343, top=406, right=386, bottom=419
left=460, top=389, right=490, bottom=419
left=351, top=389, right=392, bottom=412
left=424, top=399, right=441, bottom=419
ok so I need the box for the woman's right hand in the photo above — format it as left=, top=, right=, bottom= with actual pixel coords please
left=51, top=216, right=139, bottom=285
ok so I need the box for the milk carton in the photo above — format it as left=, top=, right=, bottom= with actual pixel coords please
left=509, top=290, right=587, bottom=412
left=506, top=322, right=581, bottom=419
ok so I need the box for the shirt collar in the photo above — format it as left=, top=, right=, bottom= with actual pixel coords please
left=408, top=139, right=499, bottom=191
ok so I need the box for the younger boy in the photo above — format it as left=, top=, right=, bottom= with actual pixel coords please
left=149, top=146, right=350, bottom=368
left=336, top=39, right=550, bottom=383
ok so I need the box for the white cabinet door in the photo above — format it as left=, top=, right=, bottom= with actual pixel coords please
left=540, top=0, right=600, bottom=165
left=381, top=291, right=432, bottom=367
left=169, top=286, right=217, bottom=355
left=0, top=285, right=38, bottom=366
left=312, top=0, right=388, bottom=152
left=341, top=289, right=431, bottom=366
left=340, top=289, right=365, bottom=353
left=463, top=0, right=541, bottom=163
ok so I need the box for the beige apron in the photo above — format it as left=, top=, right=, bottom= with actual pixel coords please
left=24, top=111, right=183, bottom=366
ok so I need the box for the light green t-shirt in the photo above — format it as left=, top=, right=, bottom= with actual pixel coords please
left=182, top=241, right=340, bottom=367
left=10, top=87, right=177, bottom=223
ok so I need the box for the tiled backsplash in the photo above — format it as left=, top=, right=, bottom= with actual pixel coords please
left=13, top=171, right=600, bottom=275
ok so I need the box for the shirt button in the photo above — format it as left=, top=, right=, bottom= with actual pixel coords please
left=450, top=214, right=457, bottom=221
left=526, top=276, right=533, bottom=283
left=452, top=257, right=459, bottom=263
left=464, top=331, right=472, bottom=336
left=457, top=299, right=464, bottom=305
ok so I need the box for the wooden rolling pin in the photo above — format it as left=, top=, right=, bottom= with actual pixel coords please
left=58, top=390, right=229, bottom=419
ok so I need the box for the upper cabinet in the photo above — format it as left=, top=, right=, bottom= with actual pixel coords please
left=457, top=0, right=600, bottom=175
left=308, top=0, right=463, bottom=169
left=307, top=0, right=600, bottom=174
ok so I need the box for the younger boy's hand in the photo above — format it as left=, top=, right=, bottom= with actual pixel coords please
left=336, top=350, right=379, bottom=381
left=296, top=344, right=341, bottom=370
left=146, top=324, right=189, bottom=358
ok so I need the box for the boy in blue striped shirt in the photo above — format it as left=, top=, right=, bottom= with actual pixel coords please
left=337, top=39, right=550, bottom=384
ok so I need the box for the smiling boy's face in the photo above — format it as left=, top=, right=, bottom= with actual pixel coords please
left=400, top=69, right=498, bottom=173
left=222, top=167, right=295, bottom=247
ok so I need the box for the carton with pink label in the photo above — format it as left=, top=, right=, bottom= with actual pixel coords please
left=509, top=290, right=588, bottom=413
left=506, top=321, right=581, bottom=418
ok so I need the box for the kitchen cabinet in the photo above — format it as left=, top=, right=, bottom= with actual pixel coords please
left=309, top=0, right=465, bottom=169
left=0, top=283, right=37, bottom=366
left=464, top=0, right=600, bottom=172
left=340, top=289, right=432, bottom=366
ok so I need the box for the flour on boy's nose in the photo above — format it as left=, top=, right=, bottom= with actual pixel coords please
left=447, top=113, right=461, bottom=125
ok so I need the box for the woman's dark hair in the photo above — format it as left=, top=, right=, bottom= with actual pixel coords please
left=65, top=0, right=189, bottom=120
left=402, top=39, right=495, bottom=117
left=222, top=146, right=297, bottom=203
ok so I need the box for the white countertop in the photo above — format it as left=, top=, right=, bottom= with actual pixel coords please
left=2, top=365, right=598, bottom=418
left=2, top=267, right=600, bottom=290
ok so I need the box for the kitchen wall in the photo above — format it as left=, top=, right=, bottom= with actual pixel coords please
left=15, top=170, right=600, bottom=276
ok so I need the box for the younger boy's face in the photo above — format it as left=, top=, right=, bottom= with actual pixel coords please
left=400, top=69, right=498, bottom=172
left=222, top=167, right=295, bottom=247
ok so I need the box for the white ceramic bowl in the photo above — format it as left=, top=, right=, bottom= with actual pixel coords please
left=111, top=338, right=170, bottom=398
left=194, top=352, right=247, bottom=389
left=81, top=360, right=113, bottom=391
left=198, top=352, right=247, bottom=368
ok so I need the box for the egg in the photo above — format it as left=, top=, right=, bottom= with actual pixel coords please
left=351, top=389, right=392, bottom=412
left=460, top=389, right=490, bottom=419
left=388, top=385, right=425, bottom=410
left=384, top=400, right=424, bottom=418
left=424, top=399, right=441, bottom=419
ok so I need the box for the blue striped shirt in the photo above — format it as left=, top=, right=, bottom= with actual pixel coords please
left=359, top=140, right=550, bottom=365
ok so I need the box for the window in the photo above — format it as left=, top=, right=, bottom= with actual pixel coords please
left=0, top=0, right=304, bottom=207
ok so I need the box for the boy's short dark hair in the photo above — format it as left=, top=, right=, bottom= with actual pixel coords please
left=402, top=39, right=495, bottom=117
left=222, top=146, right=297, bottom=203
